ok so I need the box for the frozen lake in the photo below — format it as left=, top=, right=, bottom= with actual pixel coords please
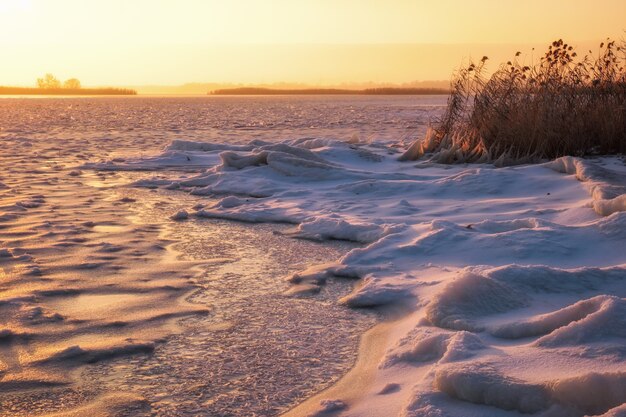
left=0, top=95, right=446, bottom=148
left=3, top=95, right=623, bottom=417
left=0, top=95, right=445, bottom=416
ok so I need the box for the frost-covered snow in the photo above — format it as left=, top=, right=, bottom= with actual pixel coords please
left=90, top=134, right=626, bottom=417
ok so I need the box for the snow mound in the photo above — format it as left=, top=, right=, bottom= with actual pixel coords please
left=341, top=216, right=626, bottom=278
left=547, top=156, right=626, bottom=216
left=170, top=210, right=189, bottom=221
left=383, top=330, right=451, bottom=367
left=485, top=263, right=626, bottom=294
left=219, top=151, right=269, bottom=169
left=534, top=296, right=626, bottom=347
left=434, top=364, right=626, bottom=416
left=287, top=262, right=347, bottom=285
left=265, top=151, right=345, bottom=179
left=492, top=295, right=625, bottom=341
left=316, top=399, right=347, bottom=414
left=441, top=332, right=486, bottom=363
left=339, top=276, right=414, bottom=308
left=546, top=156, right=625, bottom=185
left=382, top=330, right=484, bottom=368
left=294, top=217, right=404, bottom=243
left=549, top=372, right=626, bottom=415
left=595, top=194, right=626, bottom=217
left=185, top=172, right=282, bottom=197
left=425, top=269, right=529, bottom=331
left=216, top=143, right=342, bottom=180
left=471, top=218, right=543, bottom=233
left=290, top=137, right=347, bottom=149
left=427, top=265, right=626, bottom=332
left=434, top=363, right=550, bottom=414
left=257, top=143, right=332, bottom=164
left=196, top=199, right=304, bottom=224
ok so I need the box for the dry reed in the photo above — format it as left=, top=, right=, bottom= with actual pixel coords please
left=401, top=39, right=626, bottom=165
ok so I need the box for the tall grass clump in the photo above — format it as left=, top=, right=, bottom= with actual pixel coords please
left=401, top=39, right=626, bottom=165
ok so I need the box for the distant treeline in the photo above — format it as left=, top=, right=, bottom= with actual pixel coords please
left=0, top=86, right=137, bottom=95
left=210, top=87, right=450, bottom=95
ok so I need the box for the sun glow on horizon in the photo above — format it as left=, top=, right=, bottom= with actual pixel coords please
left=1, top=0, right=624, bottom=87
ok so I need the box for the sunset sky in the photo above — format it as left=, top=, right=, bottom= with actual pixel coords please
left=1, top=0, right=624, bottom=87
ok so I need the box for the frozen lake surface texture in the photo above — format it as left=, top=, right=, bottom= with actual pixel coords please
left=0, top=95, right=625, bottom=417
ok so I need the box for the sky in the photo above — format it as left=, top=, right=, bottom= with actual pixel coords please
left=1, top=0, right=625, bottom=87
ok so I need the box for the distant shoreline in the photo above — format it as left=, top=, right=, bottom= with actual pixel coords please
left=210, top=87, right=449, bottom=95
left=0, top=87, right=137, bottom=95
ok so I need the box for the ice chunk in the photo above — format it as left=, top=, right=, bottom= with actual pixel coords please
left=219, top=151, right=268, bottom=169
left=170, top=210, right=189, bottom=221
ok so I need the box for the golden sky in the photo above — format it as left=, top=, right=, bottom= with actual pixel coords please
left=1, top=0, right=624, bottom=86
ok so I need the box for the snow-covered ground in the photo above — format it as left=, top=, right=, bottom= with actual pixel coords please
left=89, top=135, right=626, bottom=417
left=1, top=96, right=624, bottom=417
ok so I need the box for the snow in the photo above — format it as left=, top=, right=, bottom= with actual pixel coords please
left=293, top=217, right=403, bottom=243
left=533, top=295, right=626, bottom=347
left=547, top=156, right=626, bottom=217
left=599, top=404, right=626, bottom=417
left=595, top=194, right=626, bottom=216
left=434, top=363, right=550, bottom=413
left=382, top=330, right=485, bottom=368
left=315, top=399, right=348, bottom=414
left=431, top=365, right=626, bottom=415
left=170, top=210, right=189, bottom=221
left=84, top=136, right=626, bottom=417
